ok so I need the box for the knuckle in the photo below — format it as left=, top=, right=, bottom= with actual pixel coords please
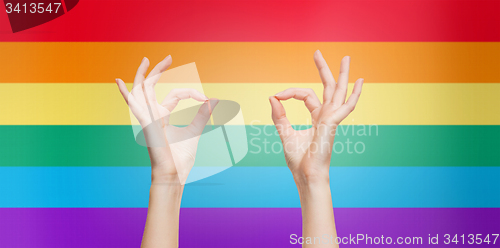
left=347, top=103, right=355, bottom=111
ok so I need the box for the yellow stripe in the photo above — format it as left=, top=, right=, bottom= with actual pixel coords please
left=0, top=42, right=499, bottom=83
left=1, top=83, right=498, bottom=125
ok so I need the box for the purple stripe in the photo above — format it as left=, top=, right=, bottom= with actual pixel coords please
left=1, top=208, right=499, bottom=247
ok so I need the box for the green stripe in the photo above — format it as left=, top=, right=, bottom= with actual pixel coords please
left=2, top=125, right=499, bottom=167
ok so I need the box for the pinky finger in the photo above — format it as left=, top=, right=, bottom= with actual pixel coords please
left=346, top=78, right=364, bottom=107
left=115, top=78, right=130, bottom=104
left=336, top=78, right=364, bottom=117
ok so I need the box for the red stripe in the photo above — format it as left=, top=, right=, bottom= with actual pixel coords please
left=1, top=0, right=499, bottom=41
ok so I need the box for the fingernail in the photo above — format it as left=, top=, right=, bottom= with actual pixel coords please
left=206, top=100, right=212, bottom=115
left=275, top=91, right=283, bottom=96
left=115, top=78, right=119, bottom=84
left=165, top=55, right=171, bottom=60
left=142, top=57, right=147, bottom=62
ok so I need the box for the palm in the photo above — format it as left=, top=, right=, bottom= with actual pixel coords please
left=281, top=104, right=344, bottom=168
left=281, top=105, right=344, bottom=175
left=281, top=129, right=314, bottom=170
left=165, top=125, right=200, bottom=176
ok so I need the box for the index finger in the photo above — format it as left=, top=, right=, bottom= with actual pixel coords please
left=161, top=88, right=209, bottom=112
left=274, top=88, right=321, bottom=113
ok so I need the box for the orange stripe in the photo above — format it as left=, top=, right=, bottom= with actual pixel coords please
left=1, top=42, right=499, bottom=83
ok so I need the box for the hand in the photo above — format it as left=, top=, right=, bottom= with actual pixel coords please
left=269, top=50, right=363, bottom=185
left=116, top=55, right=218, bottom=185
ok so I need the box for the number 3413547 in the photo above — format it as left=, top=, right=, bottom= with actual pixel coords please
left=5, top=2, right=62, bottom=14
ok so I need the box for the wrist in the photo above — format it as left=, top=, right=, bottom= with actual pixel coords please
left=149, top=182, right=184, bottom=205
left=291, top=166, right=330, bottom=188
left=150, top=173, right=184, bottom=198
left=151, top=161, right=182, bottom=184
left=294, top=176, right=332, bottom=203
left=151, top=172, right=183, bottom=185
left=294, top=173, right=330, bottom=190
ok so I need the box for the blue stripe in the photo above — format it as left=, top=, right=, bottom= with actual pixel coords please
left=0, top=166, right=499, bottom=208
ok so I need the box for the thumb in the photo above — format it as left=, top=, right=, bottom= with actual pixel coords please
left=188, top=98, right=219, bottom=135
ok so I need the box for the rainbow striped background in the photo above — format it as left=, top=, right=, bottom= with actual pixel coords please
left=1, top=0, right=499, bottom=247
